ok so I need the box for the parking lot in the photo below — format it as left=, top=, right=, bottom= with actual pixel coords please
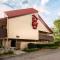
left=1, top=49, right=60, bottom=60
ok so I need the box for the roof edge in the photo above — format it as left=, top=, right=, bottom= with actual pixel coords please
left=5, top=8, right=38, bottom=18
left=38, top=15, right=53, bottom=33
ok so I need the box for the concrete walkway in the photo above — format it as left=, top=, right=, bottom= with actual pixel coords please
left=14, top=50, right=26, bottom=55
left=1, top=48, right=60, bottom=60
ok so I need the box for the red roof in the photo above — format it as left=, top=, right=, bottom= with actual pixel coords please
left=5, top=8, right=38, bottom=18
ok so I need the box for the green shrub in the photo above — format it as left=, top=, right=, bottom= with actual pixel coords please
left=28, top=43, right=58, bottom=49
left=28, top=43, right=37, bottom=49
left=0, top=44, right=3, bottom=48
left=3, top=51, right=9, bottom=55
left=23, top=43, right=59, bottom=52
left=23, top=48, right=39, bottom=52
left=8, top=50, right=14, bottom=54
left=4, top=50, right=14, bottom=55
left=55, top=41, right=60, bottom=46
left=0, top=50, right=14, bottom=56
left=36, top=44, right=58, bottom=49
left=0, top=53, right=3, bottom=56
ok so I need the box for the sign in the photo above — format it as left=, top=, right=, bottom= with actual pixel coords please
left=32, top=15, right=38, bottom=29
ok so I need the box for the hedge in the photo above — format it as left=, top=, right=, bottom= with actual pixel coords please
left=28, top=43, right=59, bottom=49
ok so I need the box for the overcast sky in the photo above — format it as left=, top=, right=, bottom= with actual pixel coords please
left=0, top=0, right=60, bottom=27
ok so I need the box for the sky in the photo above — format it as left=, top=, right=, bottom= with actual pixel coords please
left=0, top=0, right=60, bottom=27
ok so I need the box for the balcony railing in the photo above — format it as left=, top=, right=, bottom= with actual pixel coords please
left=39, top=31, right=54, bottom=41
left=0, top=18, right=7, bottom=38
left=0, top=28, right=7, bottom=38
left=39, top=34, right=54, bottom=41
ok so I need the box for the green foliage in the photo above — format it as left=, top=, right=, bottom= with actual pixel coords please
left=28, top=43, right=37, bottom=49
left=3, top=50, right=14, bottom=55
left=36, top=44, right=58, bottom=49
left=0, top=44, right=4, bottom=48
left=28, top=43, right=58, bottom=49
left=55, top=41, right=60, bottom=45
left=54, top=19, right=60, bottom=32
left=53, top=19, right=60, bottom=42
left=0, top=50, right=14, bottom=56
left=23, top=48, right=39, bottom=52
left=23, top=43, right=59, bottom=52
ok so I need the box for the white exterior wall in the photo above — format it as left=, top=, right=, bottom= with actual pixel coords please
left=7, top=13, right=50, bottom=40
left=34, top=13, right=50, bottom=32
left=7, top=14, right=38, bottom=40
left=37, top=20, right=50, bottom=32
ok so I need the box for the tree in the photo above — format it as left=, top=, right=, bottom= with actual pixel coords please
left=54, top=19, right=60, bottom=41
left=54, top=19, right=60, bottom=32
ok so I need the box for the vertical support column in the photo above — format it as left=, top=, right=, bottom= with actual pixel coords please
left=6, top=17, right=9, bottom=48
left=5, top=38, right=9, bottom=48
left=16, top=40, right=21, bottom=50
left=2, top=38, right=9, bottom=48
left=2, top=38, right=5, bottom=48
left=9, top=40, right=11, bottom=48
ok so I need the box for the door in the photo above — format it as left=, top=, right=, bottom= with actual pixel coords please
left=11, top=40, right=16, bottom=47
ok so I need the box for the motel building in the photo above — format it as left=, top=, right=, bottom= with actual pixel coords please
left=0, top=8, right=53, bottom=50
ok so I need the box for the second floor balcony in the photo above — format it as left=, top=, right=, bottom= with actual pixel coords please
left=39, top=31, right=54, bottom=41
